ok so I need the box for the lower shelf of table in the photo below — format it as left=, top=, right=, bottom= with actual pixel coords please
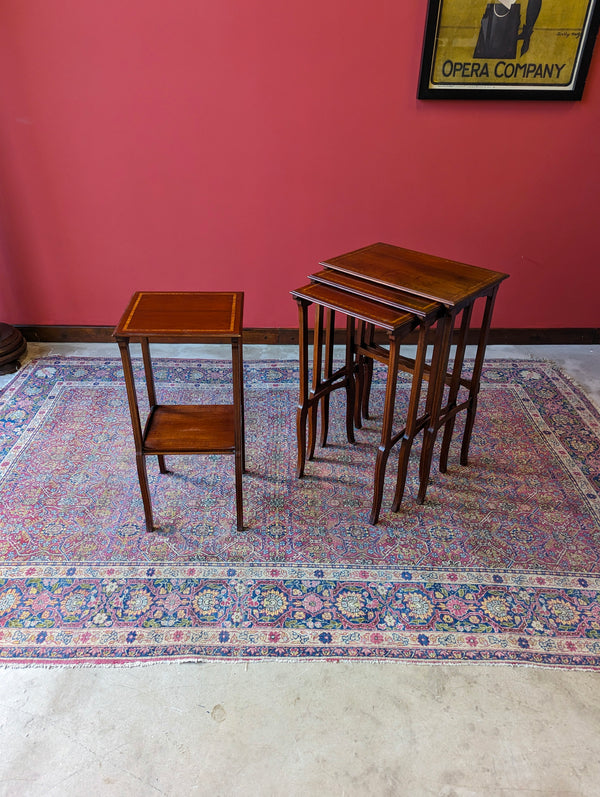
left=142, top=404, right=237, bottom=454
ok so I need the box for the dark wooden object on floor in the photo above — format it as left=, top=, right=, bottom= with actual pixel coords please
left=0, top=323, right=27, bottom=375
left=113, top=291, right=245, bottom=532
left=317, top=242, right=509, bottom=505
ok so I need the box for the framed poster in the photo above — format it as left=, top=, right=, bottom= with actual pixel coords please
left=418, top=0, right=600, bottom=99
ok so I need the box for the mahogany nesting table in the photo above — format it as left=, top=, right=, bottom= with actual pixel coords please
left=293, top=243, right=508, bottom=524
left=317, top=243, right=508, bottom=505
left=114, top=291, right=245, bottom=532
left=290, top=282, right=440, bottom=524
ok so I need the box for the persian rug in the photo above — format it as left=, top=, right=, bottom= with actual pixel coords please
left=0, top=356, right=599, bottom=667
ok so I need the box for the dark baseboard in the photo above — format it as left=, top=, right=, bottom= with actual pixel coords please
left=17, top=325, right=600, bottom=346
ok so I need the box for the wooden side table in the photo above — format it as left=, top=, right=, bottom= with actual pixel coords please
left=113, top=291, right=245, bottom=532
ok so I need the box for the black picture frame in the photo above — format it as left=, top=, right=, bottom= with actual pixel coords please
left=418, top=0, right=600, bottom=99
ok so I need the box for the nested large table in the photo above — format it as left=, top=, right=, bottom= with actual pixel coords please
left=114, top=291, right=245, bottom=532
left=294, top=242, right=508, bottom=522
left=319, top=243, right=508, bottom=499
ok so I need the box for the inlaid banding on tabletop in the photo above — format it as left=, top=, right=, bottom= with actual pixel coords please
left=117, top=292, right=243, bottom=336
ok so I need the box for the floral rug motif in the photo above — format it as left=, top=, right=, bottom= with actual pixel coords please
left=0, top=356, right=599, bottom=667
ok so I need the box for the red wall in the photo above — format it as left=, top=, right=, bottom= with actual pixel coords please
left=1, top=0, right=599, bottom=329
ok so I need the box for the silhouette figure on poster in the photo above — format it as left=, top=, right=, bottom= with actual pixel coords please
left=474, top=0, right=542, bottom=59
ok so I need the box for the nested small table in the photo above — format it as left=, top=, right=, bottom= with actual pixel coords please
left=114, top=291, right=245, bottom=532
left=290, top=282, right=439, bottom=524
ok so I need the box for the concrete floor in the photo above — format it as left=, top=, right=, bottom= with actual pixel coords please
left=1, top=343, right=599, bottom=797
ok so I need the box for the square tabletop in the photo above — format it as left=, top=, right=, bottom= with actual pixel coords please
left=319, top=243, right=508, bottom=309
left=114, top=291, right=244, bottom=340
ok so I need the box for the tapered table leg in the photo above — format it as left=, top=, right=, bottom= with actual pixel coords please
left=295, top=298, right=310, bottom=478
left=362, top=323, right=375, bottom=422
left=354, top=321, right=366, bottom=430
left=392, top=320, right=430, bottom=511
left=320, top=309, right=335, bottom=448
left=439, top=305, right=472, bottom=474
left=118, top=340, right=155, bottom=532
left=370, top=332, right=401, bottom=525
left=308, top=304, right=324, bottom=461
left=461, top=289, right=498, bottom=466
left=417, top=313, right=454, bottom=504
left=344, top=315, right=356, bottom=445
left=140, top=337, right=168, bottom=474
left=355, top=322, right=375, bottom=427
left=237, top=336, right=246, bottom=473
left=232, top=336, right=244, bottom=529
left=135, top=453, right=154, bottom=532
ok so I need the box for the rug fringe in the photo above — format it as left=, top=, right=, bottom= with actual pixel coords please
left=1, top=657, right=599, bottom=671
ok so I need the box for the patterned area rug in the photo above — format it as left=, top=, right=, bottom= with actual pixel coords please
left=1, top=356, right=599, bottom=667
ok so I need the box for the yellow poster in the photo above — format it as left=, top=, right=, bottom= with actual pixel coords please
left=419, top=0, right=600, bottom=97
